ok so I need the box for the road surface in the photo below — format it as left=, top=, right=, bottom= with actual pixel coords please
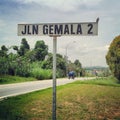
left=0, top=77, right=95, bottom=100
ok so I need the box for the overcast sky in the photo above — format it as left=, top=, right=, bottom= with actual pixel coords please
left=0, top=0, right=120, bottom=67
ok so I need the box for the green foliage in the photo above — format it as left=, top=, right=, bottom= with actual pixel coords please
left=57, top=54, right=66, bottom=70
left=15, top=38, right=30, bottom=56
left=21, top=38, right=30, bottom=50
left=41, top=53, right=66, bottom=77
left=106, top=35, right=120, bottom=81
left=19, top=38, right=30, bottom=56
left=41, top=53, right=53, bottom=69
left=74, top=59, right=83, bottom=76
left=31, top=68, right=52, bottom=80
left=1, top=45, right=8, bottom=51
left=13, top=46, right=18, bottom=51
left=0, top=53, right=31, bottom=77
left=67, top=59, right=84, bottom=77
left=0, top=39, right=49, bottom=78
left=13, top=57, right=31, bottom=77
left=0, top=38, right=83, bottom=80
left=0, top=45, right=8, bottom=57
left=0, top=56, right=9, bottom=74
left=34, top=40, right=48, bottom=61
left=74, top=59, right=82, bottom=67
left=30, top=62, right=52, bottom=80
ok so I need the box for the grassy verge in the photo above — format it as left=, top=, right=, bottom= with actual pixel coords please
left=0, top=77, right=120, bottom=120
left=0, top=75, right=36, bottom=84
left=73, top=77, right=120, bottom=87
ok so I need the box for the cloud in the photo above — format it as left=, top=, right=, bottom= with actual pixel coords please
left=16, top=0, right=103, bottom=5
left=14, top=0, right=103, bottom=12
left=0, top=19, right=6, bottom=28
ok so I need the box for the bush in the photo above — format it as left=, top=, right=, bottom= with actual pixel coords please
left=56, top=69, right=66, bottom=78
left=0, top=55, right=31, bottom=77
left=31, top=68, right=52, bottom=80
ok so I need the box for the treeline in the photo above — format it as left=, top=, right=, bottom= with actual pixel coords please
left=0, top=38, right=84, bottom=79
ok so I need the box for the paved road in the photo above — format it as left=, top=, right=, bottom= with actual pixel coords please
left=0, top=77, right=95, bottom=99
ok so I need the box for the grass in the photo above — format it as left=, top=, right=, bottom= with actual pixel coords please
left=0, top=77, right=120, bottom=120
left=73, top=77, right=120, bottom=87
left=0, top=75, right=36, bottom=84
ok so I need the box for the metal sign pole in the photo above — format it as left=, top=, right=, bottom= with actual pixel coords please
left=52, top=36, right=57, bottom=120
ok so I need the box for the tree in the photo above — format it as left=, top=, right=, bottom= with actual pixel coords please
left=41, top=53, right=66, bottom=77
left=21, top=38, right=30, bottom=50
left=56, top=54, right=66, bottom=70
left=24, top=50, right=36, bottom=62
left=1, top=45, right=8, bottom=51
left=13, top=46, right=18, bottom=51
left=74, top=59, right=82, bottom=76
left=20, top=38, right=30, bottom=55
left=14, top=38, right=30, bottom=56
left=74, top=59, right=82, bottom=68
left=34, top=40, right=48, bottom=61
left=0, top=45, right=8, bottom=57
left=13, top=38, right=30, bottom=56
left=106, top=35, right=120, bottom=81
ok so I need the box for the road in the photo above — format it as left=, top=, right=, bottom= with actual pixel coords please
left=0, top=77, right=95, bottom=100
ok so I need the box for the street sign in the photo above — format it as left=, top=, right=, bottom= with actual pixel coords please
left=18, top=22, right=98, bottom=36
left=18, top=18, right=99, bottom=120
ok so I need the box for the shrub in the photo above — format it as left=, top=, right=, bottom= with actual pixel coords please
left=31, top=68, right=52, bottom=80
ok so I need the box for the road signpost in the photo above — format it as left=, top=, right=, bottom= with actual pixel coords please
left=18, top=18, right=99, bottom=120
left=18, top=22, right=98, bottom=36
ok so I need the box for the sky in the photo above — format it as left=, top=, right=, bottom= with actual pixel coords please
left=0, top=0, right=120, bottom=67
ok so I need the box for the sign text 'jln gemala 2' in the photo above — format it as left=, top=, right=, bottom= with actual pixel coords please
left=18, top=22, right=98, bottom=36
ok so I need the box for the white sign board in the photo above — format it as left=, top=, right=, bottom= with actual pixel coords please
left=18, top=22, right=98, bottom=36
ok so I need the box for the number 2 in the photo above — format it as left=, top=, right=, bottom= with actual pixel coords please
left=88, top=24, right=93, bottom=34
